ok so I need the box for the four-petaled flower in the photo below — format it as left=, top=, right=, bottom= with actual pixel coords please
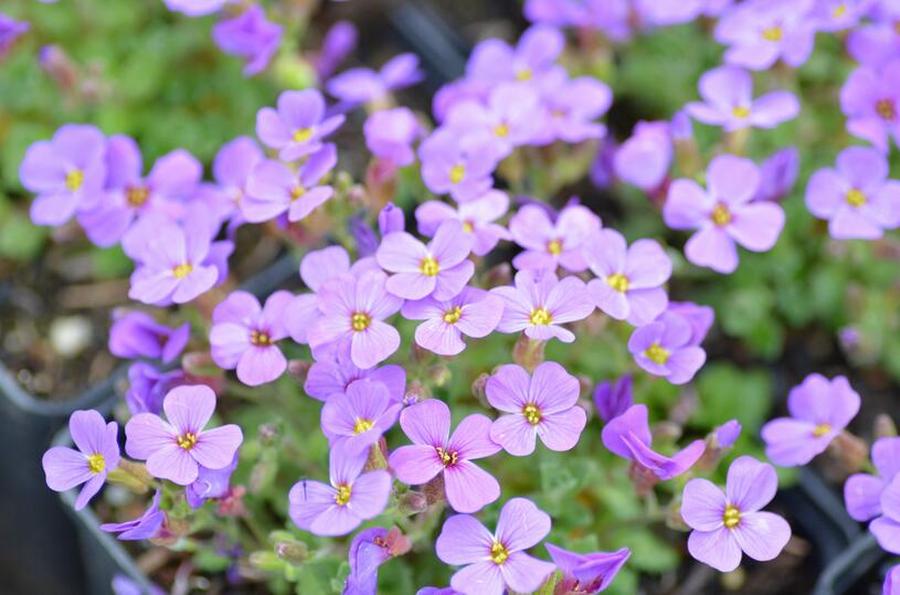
left=256, top=89, right=345, bottom=161
left=509, top=203, right=601, bottom=273
left=493, top=271, right=594, bottom=343
left=401, top=287, right=505, bottom=356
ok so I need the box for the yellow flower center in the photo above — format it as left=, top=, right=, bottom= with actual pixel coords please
left=761, top=25, right=783, bottom=41
left=876, top=99, right=896, bottom=121
left=731, top=105, right=751, bottom=119
left=353, top=418, right=374, bottom=434
left=290, top=185, right=306, bottom=201
left=250, top=330, right=272, bottom=346
left=435, top=446, right=459, bottom=467
left=443, top=306, right=462, bottom=324
left=449, top=164, right=466, bottom=185
left=832, top=3, right=847, bottom=18
left=292, top=127, right=314, bottom=143
left=87, top=453, right=106, bottom=474
left=462, top=220, right=475, bottom=233
left=711, top=203, right=732, bottom=226
left=172, top=263, right=193, bottom=279
left=494, top=123, right=510, bottom=138
left=723, top=504, right=741, bottom=529
left=516, top=68, right=533, bottom=82
left=420, top=256, right=440, bottom=277
left=845, top=188, right=867, bottom=207
left=644, top=342, right=670, bottom=365
left=490, top=541, right=510, bottom=565
left=65, top=169, right=84, bottom=192
left=546, top=238, right=563, bottom=255
left=126, top=185, right=149, bottom=207
left=522, top=403, right=542, bottom=426
left=334, top=483, right=352, bottom=506
left=176, top=432, right=198, bottom=450
left=606, top=273, right=630, bottom=293
left=813, top=423, right=832, bottom=437
left=351, top=312, right=371, bottom=332
left=529, top=307, right=552, bottom=326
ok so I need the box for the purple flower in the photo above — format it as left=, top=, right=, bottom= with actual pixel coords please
left=243, top=144, right=337, bottom=223
left=344, top=527, right=411, bottom=595
left=212, top=5, right=282, bottom=76
left=42, top=410, right=120, bottom=510
left=593, top=375, right=633, bottom=424
left=715, top=0, right=816, bottom=71
left=628, top=312, right=707, bottom=385
left=186, top=455, right=239, bottom=508
left=682, top=456, right=791, bottom=572
left=288, top=445, right=391, bottom=537
left=602, top=404, right=706, bottom=479
left=805, top=146, right=900, bottom=240
left=844, top=437, right=900, bottom=522
left=419, top=129, right=497, bottom=203
left=256, top=89, right=345, bottom=161
left=533, top=73, right=613, bottom=144
left=376, top=221, right=474, bottom=301
left=810, top=0, right=870, bottom=31
left=492, top=271, right=594, bottom=343
left=486, top=362, right=587, bottom=456
left=305, top=350, right=406, bottom=403
left=664, top=154, right=785, bottom=274
left=686, top=66, right=799, bottom=131
left=377, top=203, right=405, bottom=237
left=847, top=24, right=900, bottom=69
left=101, top=491, right=165, bottom=541
left=108, top=311, right=190, bottom=363
left=510, top=204, right=601, bottom=273
left=327, top=53, right=423, bottom=106
left=715, top=420, right=743, bottom=448
left=124, top=362, right=185, bottom=415
left=164, top=0, right=227, bottom=16
left=315, top=21, right=357, bottom=81
left=210, top=290, right=293, bottom=386
left=125, top=385, right=243, bottom=485
left=584, top=229, right=672, bottom=326
left=415, top=190, right=511, bottom=256
left=78, top=141, right=201, bottom=247
left=128, top=222, right=219, bottom=305
left=544, top=543, right=631, bottom=594
left=365, top=108, right=421, bottom=167
left=321, top=379, right=402, bottom=453
left=885, top=565, right=900, bottom=595
left=401, top=287, right=505, bottom=356
left=871, top=476, right=900, bottom=555
left=435, top=497, right=556, bottom=595
left=761, top=374, right=861, bottom=467
left=467, top=25, right=564, bottom=86
left=307, top=270, right=403, bottom=369
left=0, top=12, right=28, bottom=58
left=111, top=576, right=165, bottom=595
left=840, top=59, right=900, bottom=152
left=613, top=121, right=672, bottom=192
left=211, top=136, right=264, bottom=225
left=20, top=124, right=107, bottom=226
left=389, top=399, right=501, bottom=513
left=666, top=301, right=715, bottom=345
left=753, top=147, right=799, bottom=202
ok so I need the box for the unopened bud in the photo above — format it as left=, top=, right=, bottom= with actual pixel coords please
left=398, top=491, right=428, bottom=515
left=275, top=541, right=308, bottom=565
left=875, top=414, right=897, bottom=439
left=287, top=360, right=311, bottom=384
left=513, top=335, right=545, bottom=372
left=429, top=364, right=451, bottom=387
left=483, top=262, right=512, bottom=288
left=249, top=551, right=284, bottom=572
left=423, top=474, right=446, bottom=505
left=471, top=373, right=490, bottom=407
left=106, top=460, right=153, bottom=493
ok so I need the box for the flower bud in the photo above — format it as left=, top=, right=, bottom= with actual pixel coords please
left=275, top=540, right=309, bottom=565
left=286, top=359, right=311, bottom=385
left=513, top=335, right=545, bottom=372
left=378, top=202, right=405, bottom=236
left=875, top=414, right=898, bottom=439
left=593, top=375, right=632, bottom=423
left=398, top=491, right=428, bottom=516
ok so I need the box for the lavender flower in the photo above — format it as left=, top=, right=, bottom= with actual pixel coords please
left=42, top=410, right=120, bottom=510
left=753, top=147, right=799, bottom=202
left=315, top=21, right=357, bottom=81
left=840, top=59, right=900, bottom=152
left=533, top=73, right=613, bottom=144
left=510, top=204, right=601, bottom=273
left=164, top=0, right=227, bottom=16
left=486, top=362, right=587, bottom=456
left=666, top=301, right=715, bottom=345
left=761, top=374, right=861, bottom=467
left=328, top=53, right=423, bottom=106
left=211, top=136, right=264, bottom=225
left=389, top=399, right=501, bottom=513
left=256, top=89, right=345, bottom=161
left=805, top=146, right=900, bottom=240
left=686, top=66, right=800, bottom=131
left=101, top=491, right=164, bottom=541
left=885, top=565, right=900, bottom=595
left=664, top=154, right=785, bottom=274
left=544, top=543, right=631, bottom=594
left=125, top=362, right=185, bottom=415
left=602, top=404, right=705, bottom=480
left=493, top=271, right=594, bottom=343
left=628, top=312, right=707, bottom=385
left=321, top=379, right=402, bottom=453
left=125, top=385, right=243, bottom=485
left=419, top=129, right=497, bottom=202
left=871, top=476, right=900, bottom=555
left=844, top=437, right=900, bottom=522
left=376, top=221, right=474, bottom=301
left=187, top=455, right=239, bottom=508
left=613, top=121, right=672, bottom=192
left=307, top=270, right=402, bottom=369
left=584, top=229, right=671, bottom=326
left=715, top=0, right=816, bottom=71
left=344, top=527, right=411, bottom=595
left=212, top=4, right=282, bottom=76
left=243, top=144, right=337, bottom=223
left=415, top=190, right=511, bottom=256
left=467, top=24, right=564, bottom=86
left=401, top=287, right=505, bottom=356
left=210, top=290, right=293, bottom=386
left=435, top=497, right=556, bottom=595
left=108, top=311, right=190, bottom=363
left=593, top=375, right=633, bottom=424
left=365, top=107, right=421, bottom=167
left=0, top=12, right=28, bottom=59
left=681, top=456, right=791, bottom=572
left=20, top=124, right=107, bottom=226
left=288, top=446, right=391, bottom=537
left=305, top=350, right=406, bottom=403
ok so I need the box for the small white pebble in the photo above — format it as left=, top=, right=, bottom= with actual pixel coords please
left=49, top=316, right=93, bottom=358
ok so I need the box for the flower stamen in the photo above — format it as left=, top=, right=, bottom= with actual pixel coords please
left=443, top=306, right=462, bottom=324
left=172, top=263, right=193, bottom=279
left=420, top=256, right=440, bottom=277
left=529, top=307, right=552, bottom=326
left=87, top=453, right=105, bottom=474
left=522, top=403, right=542, bottom=426
left=176, top=432, right=198, bottom=450
left=606, top=273, right=630, bottom=293
left=644, top=343, right=670, bottom=365
left=65, top=169, right=84, bottom=192
left=490, top=540, right=510, bottom=565
left=351, top=312, right=371, bottom=332
left=334, top=483, right=352, bottom=506
left=723, top=504, right=741, bottom=529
